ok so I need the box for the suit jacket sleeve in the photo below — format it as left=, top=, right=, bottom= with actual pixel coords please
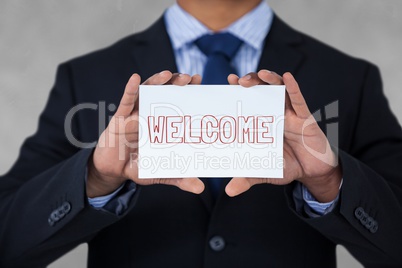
left=0, top=63, right=137, bottom=267
left=287, top=63, right=402, bottom=266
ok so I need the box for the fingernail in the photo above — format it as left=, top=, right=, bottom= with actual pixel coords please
left=263, top=69, right=272, bottom=74
left=159, top=70, right=167, bottom=75
left=244, top=75, right=252, bottom=80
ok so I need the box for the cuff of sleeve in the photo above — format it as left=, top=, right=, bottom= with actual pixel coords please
left=84, top=165, right=137, bottom=216
left=293, top=179, right=343, bottom=217
left=88, top=184, right=125, bottom=208
left=103, top=181, right=137, bottom=216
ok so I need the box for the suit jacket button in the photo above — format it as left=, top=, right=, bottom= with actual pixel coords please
left=370, top=221, right=379, bottom=233
left=365, top=217, right=374, bottom=229
left=360, top=214, right=369, bottom=226
left=58, top=208, right=65, bottom=216
left=209, top=236, right=225, bottom=252
left=61, top=201, right=71, bottom=214
left=48, top=218, right=55, bottom=227
left=354, top=207, right=364, bottom=220
left=50, top=211, right=60, bottom=221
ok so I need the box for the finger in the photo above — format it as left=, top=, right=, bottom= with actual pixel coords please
left=169, top=73, right=192, bottom=86
left=283, top=72, right=311, bottom=118
left=238, top=73, right=264, bottom=88
left=114, top=74, right=141, bottom=117
left=257, top=69, right=284, bottom=85
left=226, top=177, right=273, bottom=197
left=284, top=90, right=292, bottom=111
left=190, top=74, right=202, bottom=85
left=150, top=177, right=205, bottom=194
left=142, top=70, right=173, bottom=85
left=122, top=112, right=139, bottom=139
left=175, top=177, right=205, bottom=194
left=225, top=177, right=252, bottom=197
left=228, top=74, right=239, bottom=85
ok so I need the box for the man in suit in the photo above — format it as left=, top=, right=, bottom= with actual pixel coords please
left=1, top=0, right=402, bottom=267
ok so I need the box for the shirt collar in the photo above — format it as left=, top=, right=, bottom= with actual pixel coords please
left=164, top=1, right=273, bottom=51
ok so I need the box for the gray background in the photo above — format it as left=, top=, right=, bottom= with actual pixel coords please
left=1, top=0, right=401, bottom=267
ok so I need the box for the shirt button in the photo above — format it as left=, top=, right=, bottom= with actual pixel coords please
left=209, top=236, right=225, bottom=252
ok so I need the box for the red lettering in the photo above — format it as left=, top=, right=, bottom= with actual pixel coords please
left=238, top=116, right=255, bottom=143
left=219, top=116, right=236, bottom=144
left=201, top=115, right=218, bottom=144
left=166, top=116, right=183, bottom=143
left=147, top=115, right=275, bottom=144
left=183, top=115, right=201, bottom=143
left=148, top=116, right=165, bottom=143
left=256, top=116, right=274, bottom=143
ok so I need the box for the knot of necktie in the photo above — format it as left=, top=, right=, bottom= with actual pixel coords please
left=195, top=32, right=243, bottom=85
left=195, top=32, right=243, bottom=60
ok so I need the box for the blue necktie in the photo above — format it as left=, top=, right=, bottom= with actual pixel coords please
left=195, top=33, right=243, bottom=198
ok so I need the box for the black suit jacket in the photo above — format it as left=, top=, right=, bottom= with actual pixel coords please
left=1, top=15, right=402, bottom=268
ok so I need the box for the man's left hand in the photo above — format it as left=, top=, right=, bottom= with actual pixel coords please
left=225, top=70, right=342, bottom=203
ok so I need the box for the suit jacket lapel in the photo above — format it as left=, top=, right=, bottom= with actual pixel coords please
left=258, top=15, right=304, bottom=76
left=131, top=16, right=178, bottom=80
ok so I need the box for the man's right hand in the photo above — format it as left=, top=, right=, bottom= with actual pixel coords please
left=86, top=71, right=205, bottom=198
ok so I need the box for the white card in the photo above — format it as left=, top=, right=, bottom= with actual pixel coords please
left=138, top=85, right=285, bottom=179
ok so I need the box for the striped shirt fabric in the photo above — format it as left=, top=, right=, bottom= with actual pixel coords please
left=164, top=1, right=273, bottom=77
